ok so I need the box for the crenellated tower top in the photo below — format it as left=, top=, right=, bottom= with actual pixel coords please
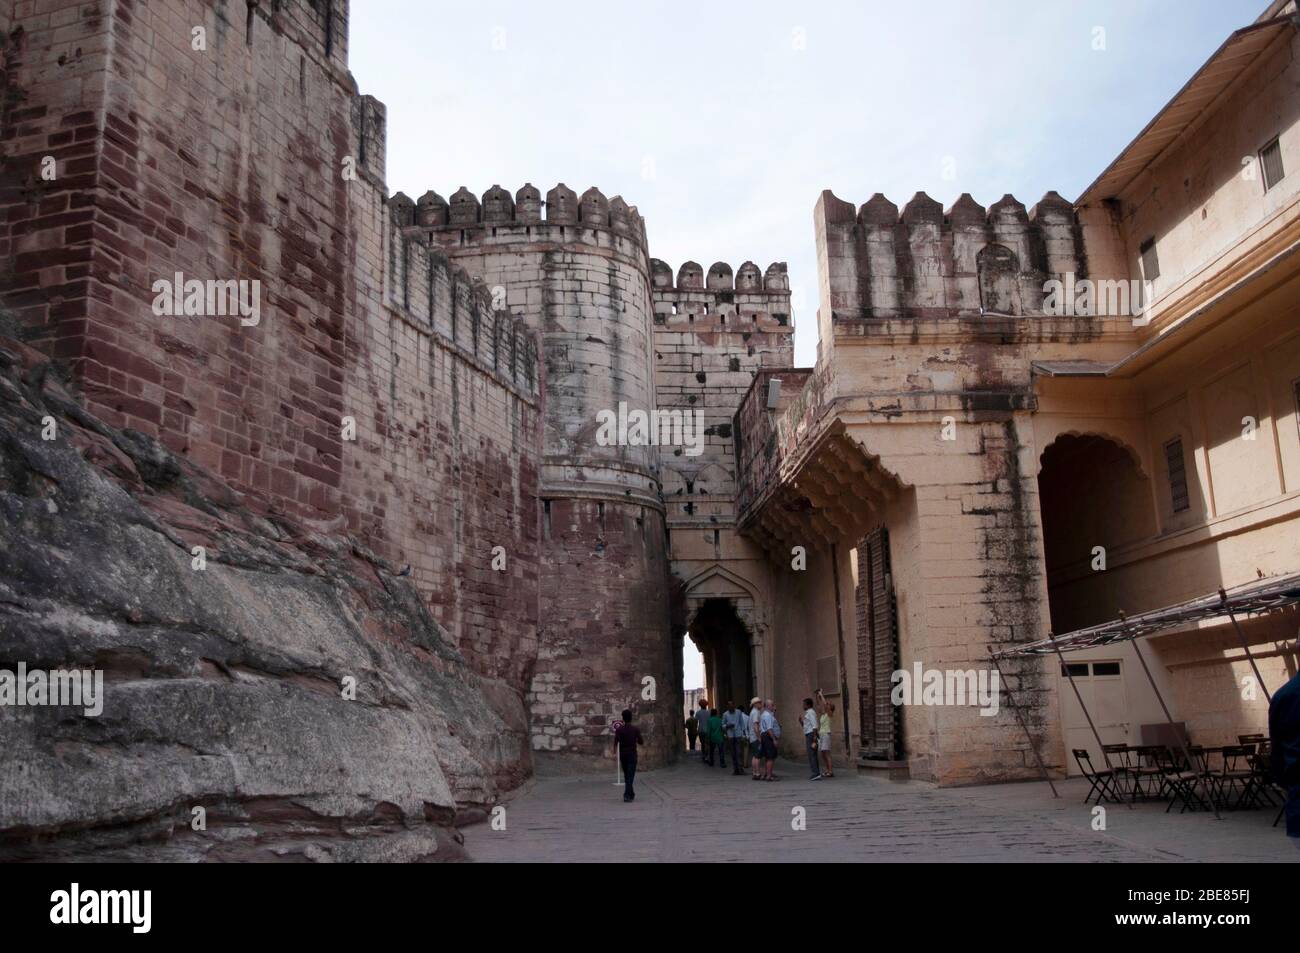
left=389, top=183, right=650, bottom=266
left=649, top=259, right=793, bottom=330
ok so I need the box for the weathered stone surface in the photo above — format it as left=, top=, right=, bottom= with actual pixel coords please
left=0, top=333, right=528, bottom=861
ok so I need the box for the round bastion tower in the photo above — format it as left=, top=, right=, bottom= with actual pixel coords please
left=390, top=183, right=675, bottom=770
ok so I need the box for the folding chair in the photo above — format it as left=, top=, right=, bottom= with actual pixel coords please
left=1126, top=745, right=1166, bottom=801
left=1101, top=744, right=1135, bottom=799
left=1073, top=749, right=1122, bottom=805
left=1218, top=744, right=1262, bottom=810
left=1159, top=745, right=1214, bottom=814
left=1246, top=749, right=1280, bottom=808
left=1253, top=751, right=1289, bottom=826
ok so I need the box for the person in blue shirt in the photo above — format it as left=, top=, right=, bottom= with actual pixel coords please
left=759, top=700, right=781, bottom=781
left=1268, top=668, right=1300, bottom=845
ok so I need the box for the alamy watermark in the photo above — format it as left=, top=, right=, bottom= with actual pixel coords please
left=0, top=663, right=104, bottom=716
left=151, top=271, right=261, bottom=326
left=891, top=663, right=1000, bottom=716
left=595, top=402, right=704, bottom=457
left=1042, top=272, right=1153, bottom=324
left=50, top=883, right=150, bottom=933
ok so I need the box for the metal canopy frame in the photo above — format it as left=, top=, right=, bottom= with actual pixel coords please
left=990, top=572, right=1300, bottom=808
left=993, top=573, right=1300, bottom=660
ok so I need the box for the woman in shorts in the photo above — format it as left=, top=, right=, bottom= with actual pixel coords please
left=817, top=692, right=835, bottom=778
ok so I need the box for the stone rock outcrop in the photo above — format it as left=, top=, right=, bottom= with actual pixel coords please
left=0, top=329, right=529, bottom=861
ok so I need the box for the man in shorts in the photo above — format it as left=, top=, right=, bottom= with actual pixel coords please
left=759, top=699, right=780, bottom=781
left=749, top=696, right=763, bottom=779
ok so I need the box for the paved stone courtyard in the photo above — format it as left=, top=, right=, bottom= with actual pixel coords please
left=465, top=754, right=1299, bottom=863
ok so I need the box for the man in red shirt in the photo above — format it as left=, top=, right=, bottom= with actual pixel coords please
left=613, top=709, right=645, bottom=802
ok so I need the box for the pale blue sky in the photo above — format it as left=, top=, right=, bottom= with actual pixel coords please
left=352, top=0, right=1262, bottom=366
left=683, top=641, right=705, bottom=691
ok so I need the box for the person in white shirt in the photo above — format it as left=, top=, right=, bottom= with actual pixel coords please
left=748, top=697, right=763, bottom=779
left=802, top=697, right=822, bottom=780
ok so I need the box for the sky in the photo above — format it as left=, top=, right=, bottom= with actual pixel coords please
left=351, top=0, right=1262, bottom=368
left=683, top=642, right=705, bottom=691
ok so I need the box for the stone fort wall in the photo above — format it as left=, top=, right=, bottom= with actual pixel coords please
left=650, top=257, right=794, bottom=525
left=0, top=0, right=807, bottom=770
left=395, top=183, right=677, bottom=767
left=0, top=0, right=543, bottom=690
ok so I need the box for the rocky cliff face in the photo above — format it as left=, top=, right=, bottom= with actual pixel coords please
left=0, top=329, right=530, bottom=861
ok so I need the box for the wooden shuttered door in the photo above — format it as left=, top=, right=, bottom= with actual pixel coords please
left=856, top=527, right=901, bottom=760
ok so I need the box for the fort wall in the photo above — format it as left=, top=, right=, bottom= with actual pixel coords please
left=0, top=0, right=542, bottom=689
left=397, top=183, right=676, bottom=766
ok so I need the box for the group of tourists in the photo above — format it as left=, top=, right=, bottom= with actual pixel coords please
left=685, top=691, right=836, bottom=783
left=617, top=692, right=839, bottom=802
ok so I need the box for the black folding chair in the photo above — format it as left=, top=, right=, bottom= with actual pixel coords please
left=1101, top=744, right=1136, bottom=799
left=1253, top=751, right=1289, bottom=826
left=1073, top=749, right=1122, bottom=805
left=1125, top=745, right=1166, bottom=801
left=1218, top=744, right=1262, bottom=809
left=1159, top=745, right=1214, bottom=814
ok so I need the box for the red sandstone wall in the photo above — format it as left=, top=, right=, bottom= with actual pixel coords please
left=410, top=191, right=677, bottom=766
left=531, top=497, right=673, bottom=767
left=0, top=0, right=541, bottom=687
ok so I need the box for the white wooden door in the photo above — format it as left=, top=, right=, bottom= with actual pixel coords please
left=1060, top=660, right=1132, bottom=775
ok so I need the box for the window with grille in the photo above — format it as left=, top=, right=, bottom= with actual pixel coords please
left=1139, top=237, right=1160, bottom=281
left=1260, top=137, right=1285, bottom=191
left=1163, top=437, right=1190, bottom=513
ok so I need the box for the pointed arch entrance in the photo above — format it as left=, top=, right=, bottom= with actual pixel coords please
left=688, top=598, right=754, bottom=711
left=679, top=564, right=768, bottom=714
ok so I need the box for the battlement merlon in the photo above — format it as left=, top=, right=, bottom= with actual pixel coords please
left=813, top=188, right=1087, bottom=337
left=649, top=259, right=794, bottom=330
left=383, top=202, right=539, bottom=399
left=389, top=184, right=650, bottom=259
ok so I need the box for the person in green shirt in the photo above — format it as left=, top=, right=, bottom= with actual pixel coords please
left=708, top=708, right=725, bottom=768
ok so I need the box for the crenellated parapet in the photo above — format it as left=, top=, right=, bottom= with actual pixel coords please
left=384, top=206, right=538, bottom=398
left=815, top=189, right=1086, bottom=322
left=389, top=183, right=649, bottom=265
left=650, top=258, right=793, bottom=329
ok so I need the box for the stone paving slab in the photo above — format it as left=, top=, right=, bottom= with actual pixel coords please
left=464, top=756, right=1300, bottom=863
